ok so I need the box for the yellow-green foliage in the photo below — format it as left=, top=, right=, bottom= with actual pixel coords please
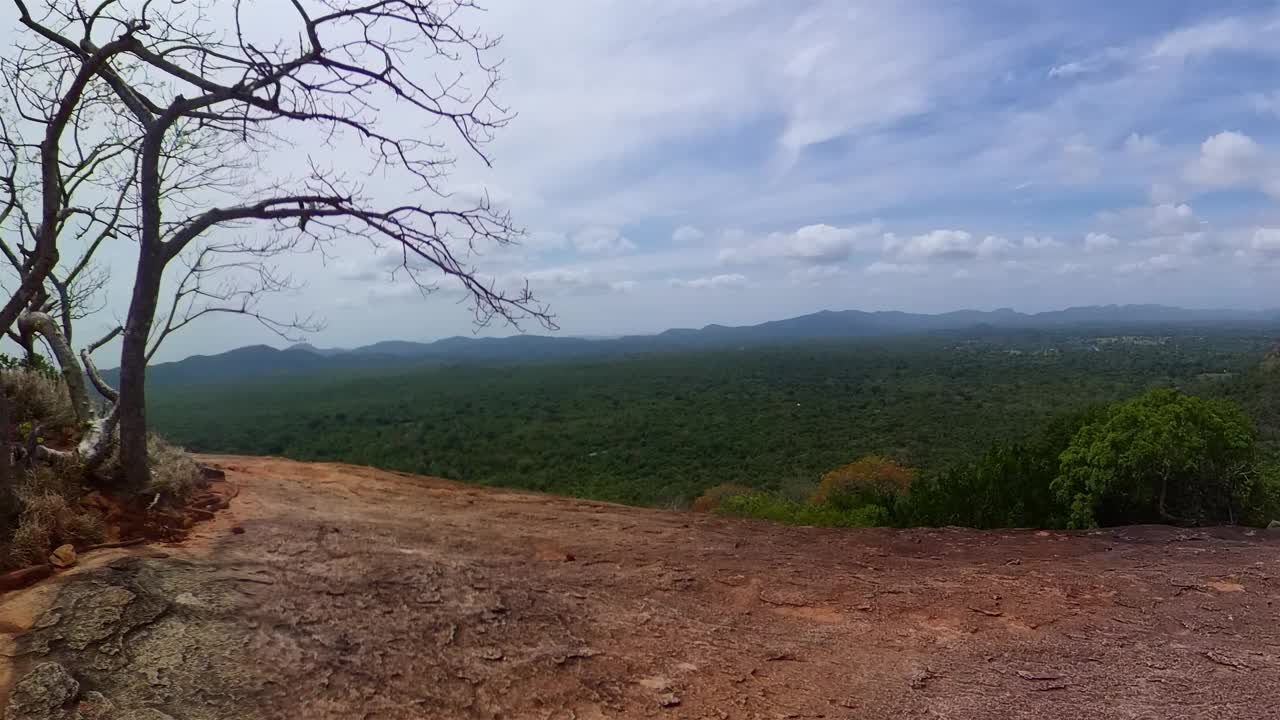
left=691, top=483, right=752, bottom=512
left=811, top=455, right=915, bottom=508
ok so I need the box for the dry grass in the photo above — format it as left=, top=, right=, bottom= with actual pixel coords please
left=0, top=369, right=203, bottom=567
left=144, top=434, right=200, bottom=503
left=8, top=468, right=104, bottom=567
left=97, top=434, right=202, bottom=504
left=0, top=368, right=78, bottom=430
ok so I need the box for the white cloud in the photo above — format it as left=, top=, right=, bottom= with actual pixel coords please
left=1097, top=203, right=1203, bottom=237
left=1123, top=133, right=1160, bottom=155
left=778, top=223, right=878, bottom=263
left=1249, top=228, right=1280, bottom=258
left=1115, top=253, right=1184, bottom=275
left=1056, top=262, right=1085, bottom=275
left=977, top=235, right=1014, bottom=256
left=1148, top=203, right=1201, bottom=234
left=790, top=264, right=847, bottom=284
left=1060, top=137, right=1100, bottom=183
left=364, top=283, right=425, bottom=302
left=671, top=225, right=705, bottom=244
left=669, top=273, right=748, bottom=290
left=571, top=227, right=637, bottom=255
left=865, top=261, right=926, bottom=275
left=887, top=230, right=1042, bottom=262
left=1084, top=232, right=1119, bottom=252
left=1184, top=131, right=1264, bottom=188
left=519, top=268, right=636, bottom=295
left=718, top=222, right=881, bottom=266
left=1048, top=61, right=1090, bottom=78
left=1021, top=236, right=1062, bottom=250
left=1149, top=183, right=1183, bottom=205
left=1148, top=15, right=1277, bottom=60
left=524, top=231, right=569, bottom=252
left=888, top=229, right=978, bottom=261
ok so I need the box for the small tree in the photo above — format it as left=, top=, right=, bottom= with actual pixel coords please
left=812, top=455, right=914, bottom=510
left=1053, top=388, right=1256, bottom=528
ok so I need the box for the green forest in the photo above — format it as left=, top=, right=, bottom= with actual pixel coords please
left=147, top=329, right=1280, bottom=528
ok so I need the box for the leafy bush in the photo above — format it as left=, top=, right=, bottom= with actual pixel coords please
left=0, top=352, right=58, bottom=378
left=901, top=407, right=1100, bottom=528
left=691, top=483, right=753, bottom=512
left=812, top=455, right=914, bottom=510
left=718, top=492, right=889, bottom=527
left=1054, top=388, right=1257, bottom=528
left=1242, top=463, right=1280, bottom=526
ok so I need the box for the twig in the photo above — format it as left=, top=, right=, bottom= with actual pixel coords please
left=968, top=606, right=1003, bottom=617
left=80, top=538, right=147, bottom=552
left=1204, top=651, right=1253, bottom=671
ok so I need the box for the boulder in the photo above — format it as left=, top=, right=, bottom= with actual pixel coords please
left=6, top=662, right=79, bottom=719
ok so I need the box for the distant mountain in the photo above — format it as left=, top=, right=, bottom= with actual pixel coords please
left=287, top=343, right=348, bottom=357
left=117, top=304, right=1280, bottom=389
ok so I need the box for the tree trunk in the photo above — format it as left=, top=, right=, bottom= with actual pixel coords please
left=17, top=311, right=91, bottom=427
left=0, top=391, right=15, bottom=537
left=117, top=252, right=164, bottom=490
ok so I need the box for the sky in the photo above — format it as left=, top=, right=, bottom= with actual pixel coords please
left=10, top=1, right=1280, bottom=360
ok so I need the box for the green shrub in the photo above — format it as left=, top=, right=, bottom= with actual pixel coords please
left=1054, top=389, right=1256, bottom=528
left=691, top=483, right=753, bottom=512
left=718, top=492, right=888, bottom=528
left=1242, top=463, right=1280, bottom=526
left=900, top=407, right=1100, bottom=528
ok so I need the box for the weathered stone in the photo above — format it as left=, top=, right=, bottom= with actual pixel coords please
left=112, top=710, right=175, bottom=720
left=71, top=691, right=113, bottom=720
left=6, top=662, right=79, bottom=719
left=48, top=545, right=76, bottom=570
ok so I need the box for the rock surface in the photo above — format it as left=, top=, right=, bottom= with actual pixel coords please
left=1, top=455, right=1278, bottom=719
left=6, top=663, right=78, bottom=719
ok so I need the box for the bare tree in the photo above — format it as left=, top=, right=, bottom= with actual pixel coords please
left=0, top=7, right=137, bottom=442
left=10, top=0, right=553, bottom=489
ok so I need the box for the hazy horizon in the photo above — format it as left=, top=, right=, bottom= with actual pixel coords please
left=155, top=301, right=1280, bottom=362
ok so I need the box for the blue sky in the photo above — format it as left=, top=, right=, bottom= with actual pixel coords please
left=18, top=0, right=1280, bottom=358
left=378, top=0, right=1280, bottom=336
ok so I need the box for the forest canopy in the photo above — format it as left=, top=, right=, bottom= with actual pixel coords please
left=147, top=331, right=1280, bottom=529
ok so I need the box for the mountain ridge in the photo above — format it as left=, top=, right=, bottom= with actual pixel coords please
left=111, top=304, right=1280, bottom=388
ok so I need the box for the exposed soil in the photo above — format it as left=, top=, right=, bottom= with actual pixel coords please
left=0, top=472, right=236, bottom=584
left=2, top=455, right=1280, bottom=719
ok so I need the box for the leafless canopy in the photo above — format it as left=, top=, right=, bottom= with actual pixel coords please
left=12, top=0, right=551, bottom=331
left=2, top=0, right=553, bottom=487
